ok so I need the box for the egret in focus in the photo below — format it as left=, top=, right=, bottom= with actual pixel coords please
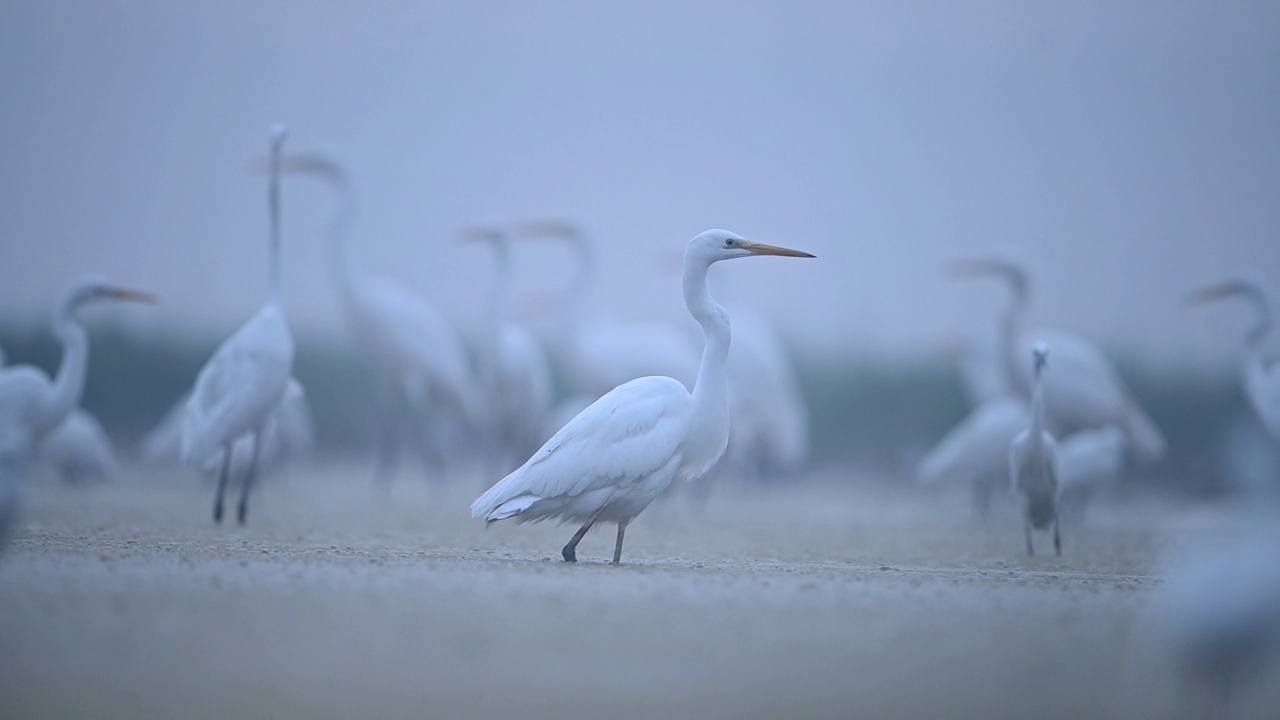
left=471, top=230, right=815, bottom=564
left=278, top=151, right=485, bottom=486
left=460, top=225, right=554, bottom=473
left=182, top=125, right=294, bottom=525
left=1187, top=275, right=1280, bottom=444
left=0, top=277, right=156, bottom=544
left=1009, top=344, right=1060, bottom=556
left=950, top=255, right=1166, bottom=462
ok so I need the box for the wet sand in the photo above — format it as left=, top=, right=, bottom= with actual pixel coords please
left=1, top=463, right=1276, bottom=719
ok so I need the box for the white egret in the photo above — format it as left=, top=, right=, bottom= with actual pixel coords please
left=1155, top=521, right=1280, bottom=718
left=472, top=230, right=815, bottom=564
left=0, top=278, right=156, bottom=543
left=182, top=125, right=294, bottom=524
left=722, top=311, right=810, bottom=479
left=517, top=220, right=700, bottom=397
left=917, top=396, right=1029, bottom=514
left=460, top=225, right=554, bottom=472
left=950, top=255, right=1166, bottom=462
left=40, top=409, right=118, bottom=484
left=278, top=151, right=485, bottom=485
left=1009, top=344, right=1060, bottom=556
left=1187, top=275, right=1280, bottom=444
left=1055, top=425, right=1126, bottom=524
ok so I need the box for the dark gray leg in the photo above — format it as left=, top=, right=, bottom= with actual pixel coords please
left=612, top=521, right=629, bottom=565
left=236, top=431, right=263, bottom=526
left=1053, top=511, right=1061, bottom=557
left=213, top=443, right=232, bottom=523
left=562, top=519, right=595, bottom=563
left=1023, top=511, right=1034, bottom=557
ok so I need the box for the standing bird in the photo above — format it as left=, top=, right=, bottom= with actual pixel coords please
left=460, top=225, right=554, bottom=473
left=1009, top=344, right=1060, bottom=556
left=917, top=396, right=1029, bottom=515
left=471, top=230, right=814, bottom=564
left=0, top=278, right=155, bottom=543
left=949, top=255, right=1166, bottom=463
left=278, top=151, right=485, bottom=486
left=1187, top=275, right=1280, bottom=444
left=182, top=125, right=294, bottom=525
left=40, top=409, right=118, bottom=484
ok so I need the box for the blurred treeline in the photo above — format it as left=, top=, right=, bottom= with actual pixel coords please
left=0, top=322, right=1261, bottom=495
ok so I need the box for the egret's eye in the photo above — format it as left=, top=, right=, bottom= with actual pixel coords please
left=724, top=238, right=736, bottom=248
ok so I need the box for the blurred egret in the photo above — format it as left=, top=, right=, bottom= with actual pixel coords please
left=460, top=225, right=554, bottom=473
left=950, top=255, right=1166, bottom=462
left=723, top=311, right=810, bottom=479
left=1055, top=425, right=1126, bottom=524
left=182, top=125, right=294, bottom=524
left=1009, top=344, right=1060, bottom=556
left=1187, top=275, right=1280, bottom=443
left=40, top=409, right=118, bottom=484
left=917, top=396, right=1029, bottom=515
left=0, top=277, right=156, bottom=542
left=517, top=220, right=699, bottom=397
left=278, top=151, right=485, bottom=486
left=471, top=230, right=815, bottom=564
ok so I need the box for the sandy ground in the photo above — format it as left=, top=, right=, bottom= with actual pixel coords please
left=1, top=462, right=1277, bottom=719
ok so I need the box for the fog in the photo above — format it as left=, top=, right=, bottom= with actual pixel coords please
left=2, top=1, right=1278, bottom=365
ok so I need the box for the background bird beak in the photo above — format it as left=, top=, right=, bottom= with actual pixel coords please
left=515, top=219, right=581, bottom=241
left=743, top=241, right=816, bottom=258
left=457, top=226, right=502, bottom=245
left=105, top=287, right=160, bottom=304
left=1184, top=281, right=1242, bottom=308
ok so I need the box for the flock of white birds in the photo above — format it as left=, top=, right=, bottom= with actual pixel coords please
left=0, top=125, right=1278, bottom=713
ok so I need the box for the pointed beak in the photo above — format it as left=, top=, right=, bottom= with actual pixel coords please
left=105, top=287, right=160, bottom=304
left=515, top=220, right=580, bottom=240
left=457, top=226, right=502, bottom=245
left=743, top=241, right=816, bottom=259
left=1184, top=281, right=1243, bottom=308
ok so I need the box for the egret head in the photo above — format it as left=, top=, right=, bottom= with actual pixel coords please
left=1184, top=276, right=1266, bottom=308
left=61, top=276, right=158, bottom=316
left=1032, top=343, right=1049, bottom=374
left=687, top=229, right=815, bottom=267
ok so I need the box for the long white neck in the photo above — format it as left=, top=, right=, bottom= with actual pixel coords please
left=37, top=295, right=89, bottom=433
left=998, top=274, right=1030, bottom=395
left=1029, top=359, right=1047, bottom=442
left=267, top=138, right=285, bottom=303
left=684, top=255, right=731, bottom=440
left=1239, top=284, right=1273, bottom=356
left=481, top=238, right=511, bottom=373
left=322, top=173, right=360, bottom=308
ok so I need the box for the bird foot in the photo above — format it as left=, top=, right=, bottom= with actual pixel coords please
left=237, top=503, right=248, bottom=526
left=561, top=546, right=577, bottom=562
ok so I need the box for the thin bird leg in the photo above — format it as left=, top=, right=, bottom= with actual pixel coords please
left=1053, top=512, right=1061, bottom=557
left=1024, top=512, right=1034, bottom=557
left=213, top=443, right=232, bottom=524
left=612, top=520, right=629, bottom=565
left=562, top=519, right=595, bottom=563
left=236, top=430, right=264, bottom=526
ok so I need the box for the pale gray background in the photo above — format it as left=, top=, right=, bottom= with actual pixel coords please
left=2, top=1, right=1277, bottom=368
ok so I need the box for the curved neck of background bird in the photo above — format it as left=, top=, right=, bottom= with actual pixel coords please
left=38, top=295, right=89, bottom=432
left=1238, top=284, right=1273, bottom=352
left=321, top=176, right=360, bottom=306
left=998, top=274, right=1030, bottom=392
left=684, top=257, right=731, bottom=407
left=1029, top=357, right=1047, bottom=441
left=268, top=147, right=284, bottom=302
left=482, top=238, right=512, bottom=364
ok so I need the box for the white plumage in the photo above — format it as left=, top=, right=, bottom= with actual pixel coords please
left=472, top=230, right=815, bottom=564
left=917, top=396, right=1029, bottom=513
left=279, top=151, right=484, bottom=485
left=1009, top=344, right=1060, bottom=556
left=0, top=278, right=154, bottom=544
left=40, top=409, right=118, bottom=484
left=951, top=255, right=1165, bottom=463
left=182, top=124, right=294, bottom=524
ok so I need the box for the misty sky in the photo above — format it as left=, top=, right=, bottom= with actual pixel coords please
left=1, top=1, right=1278, bottom=368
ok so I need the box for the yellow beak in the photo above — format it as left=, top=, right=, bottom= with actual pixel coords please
left=743, top=241, right=816, bottom=259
